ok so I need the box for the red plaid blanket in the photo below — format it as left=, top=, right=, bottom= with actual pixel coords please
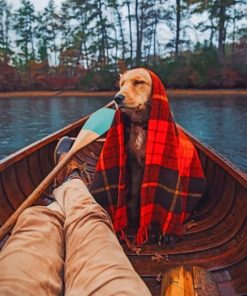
left=90, top=69, right=206, bottom=245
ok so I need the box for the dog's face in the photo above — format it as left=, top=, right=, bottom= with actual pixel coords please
left=114, top=68, right=152, bottom=111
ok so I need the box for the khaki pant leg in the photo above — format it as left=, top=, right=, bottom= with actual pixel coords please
left=0, top=206, right=65, bottom=296
left=54, top=179, right=151, bottom=296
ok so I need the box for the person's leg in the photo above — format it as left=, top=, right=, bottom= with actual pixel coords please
left=0, top=204, right=65, bottom=296
left=54, top=179, right=151, bottom=296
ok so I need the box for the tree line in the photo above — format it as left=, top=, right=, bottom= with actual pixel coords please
left=0, top=0, right=246, bottom=91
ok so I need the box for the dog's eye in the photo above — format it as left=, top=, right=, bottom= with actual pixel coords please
left=134, top=80, right=145, bottom=85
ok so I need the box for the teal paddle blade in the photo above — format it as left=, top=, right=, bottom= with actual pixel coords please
left=83, top=108, right=115, bottom=136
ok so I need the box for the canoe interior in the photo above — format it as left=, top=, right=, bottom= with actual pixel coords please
left=0, top=105, right=247, bottom=296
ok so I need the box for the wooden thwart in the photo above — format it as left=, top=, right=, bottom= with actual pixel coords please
left=161, top=266, right=221, bottom=296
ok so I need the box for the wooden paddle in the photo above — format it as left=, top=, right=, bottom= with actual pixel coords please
left=0, top=107, right=115, bottom=240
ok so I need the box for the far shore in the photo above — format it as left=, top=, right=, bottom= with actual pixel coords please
left=0, top=89, right=247, bottom=98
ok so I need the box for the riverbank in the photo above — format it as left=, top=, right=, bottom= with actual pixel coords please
left=0, top=89, right=247, bottom=98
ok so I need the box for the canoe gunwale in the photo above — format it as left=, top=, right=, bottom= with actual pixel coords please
left=178, top=124, right=247, bottom=189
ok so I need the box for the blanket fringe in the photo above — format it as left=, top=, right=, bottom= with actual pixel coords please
left=136, top=225, right=149, bottom=246
left=119, top=230, right=132, bottom=250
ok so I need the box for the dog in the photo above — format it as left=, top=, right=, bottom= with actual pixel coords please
left=114, top=68, right=152, bottom=224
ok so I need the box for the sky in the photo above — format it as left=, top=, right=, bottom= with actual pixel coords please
left=8, top=0, right=62, bottom=11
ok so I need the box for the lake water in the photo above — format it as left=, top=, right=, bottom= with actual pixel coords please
left=0, top=95, right=246, bottom=173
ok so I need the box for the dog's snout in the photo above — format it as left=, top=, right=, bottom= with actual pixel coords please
left=114, top=94, right=125, bottom=105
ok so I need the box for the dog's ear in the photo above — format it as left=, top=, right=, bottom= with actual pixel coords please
left=118, top=73, right=123, bottom=86
left=115, top=73, right=122, bottom=88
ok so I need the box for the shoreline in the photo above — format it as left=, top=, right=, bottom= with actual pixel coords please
left=0, top=89, right=247, bottom=98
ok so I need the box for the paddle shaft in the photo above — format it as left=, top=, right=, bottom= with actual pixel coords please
left=0, top=129, right=98, bottom=241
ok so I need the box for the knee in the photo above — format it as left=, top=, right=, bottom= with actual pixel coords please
left=21, top=206, right=44, bottom=217
left=19, top=206, right=37, bottom=219
left=16, top=206, right=52, bottom=227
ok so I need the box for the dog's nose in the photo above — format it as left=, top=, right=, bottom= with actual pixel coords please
left=114, top=94, right=125, bottom=105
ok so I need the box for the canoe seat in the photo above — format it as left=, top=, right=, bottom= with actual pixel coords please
left=161, top=265, right=221, bottom=296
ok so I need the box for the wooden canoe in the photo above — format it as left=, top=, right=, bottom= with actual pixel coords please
left=0, top=102, right=246, bottom=296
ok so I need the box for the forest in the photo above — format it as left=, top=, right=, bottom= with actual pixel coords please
left=0, top=0, right=246, bottom=91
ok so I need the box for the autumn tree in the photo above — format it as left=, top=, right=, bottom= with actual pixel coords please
left=131, top=0, right=158, bottom=65
left=36, top=0, right=59, bottom=64
left=0, top=0, right=12, bottom=62
left=228, top=3, right=246, bottom=57
left=59, top=0, right=74, bottom=54
left=165, top=0, right=191, bottom=57
left=94, top=0, right=113, bottom=66
left=13, top=0, right=36, bottom=67
left=134, top=0, right=144, bottom=65
left=142, top=1, right=167, bottom=65
left=108, top=0, right=126, bottom=62
left=0, top=0, right=17, bottom=91
left=68, top=0, right=93, bottom=69
left=189, top=0, right=246, bottom=57
left=124, top=0, right=134, bottom=65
